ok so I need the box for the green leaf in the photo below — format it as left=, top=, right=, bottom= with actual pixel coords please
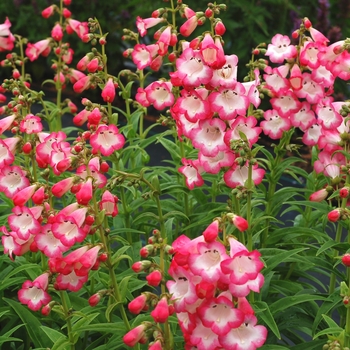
left=4, top=298, right=51, bottom=348
left=314, top=327, right=344, bottom=339
left=51, top=336, right=71, bottom=350
left=269, top=294, right=326, bottom=315
left=105, top=302, right=122, bottom=323
left=73, top=322, right=126, bottom=333
left=0, top=336, right=23, bottom=346
left=262, top=247, right=307, bottom=274
left=119, top=275, right=133, bottom=301
left=156, top=136, right=180, bottom=162
left=254, top=301, right=280, bottom=339
left=40, top=326, right=66, bottom=344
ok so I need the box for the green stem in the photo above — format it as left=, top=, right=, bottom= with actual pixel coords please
left=155, top=195, right=172, bottom=350
left=92, top=193, right=131, bottom=332
left=60, top=291, right=75, bottom=350
left=345, top=268, right=350, bottom=348
left=246, top=163, right=253, bottom=252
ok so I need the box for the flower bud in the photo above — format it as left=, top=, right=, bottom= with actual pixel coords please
left=128, top=294, right=147, bottom=314
left=146, top=270, right=162, bottom=287
left=88, top=293, right=101, bottom=307
left=340, top=187, right=350, bottom=198
left=309, top=188, right=328, bottom=202
left=131, top=260, right=152, bottom=273
left=342, top=253, right=350, bottom=267
left=328, top=208, right=341, bottom=222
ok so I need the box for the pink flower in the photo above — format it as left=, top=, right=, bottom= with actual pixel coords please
left=218, top=314, right=267, bottom=350
left=209, top=83, right=249, bottom=120
left=178, top=158, right=204, bottom=190
left=25, top=39, right=51, bottom=61
left=265, top=33, right=297, bottom=63
left=199, top=33, right=225, bottom=69
left=66, top=19, right=89, bottom=40
left=176, top=47, right=213, bottom=88
left=18, top=273, right=51, bottom=311
left=19, top=114, right=43, bottom=134
left=0, top=18, right=15, bottom=52
left=190, top=118, right=228, bottom=157
left=99, top=190, right=119, bottom=217
left=157, top=26, right=173, bottom=56
left=197, top=295, right=244, bottom=336
left=143, top=81, right=174, bottom=110
left=224, top=116, right=262, bottom=148
left=8, top=206, right=41, bottom=240
left=131, top=43, right=159, bottom=70
left=199, top=150, right=235, bottom=174
left=0, top=165, right=30, bottom=199
left=210, top=54, right=238, bottom=89
left=260, top=109, right=291, bottom=140
left=52, top=207, right=88, bottom=247
left=89, top=124, right=125, bottom=156
left=224, top=163, right=265, bottom=189
left=35, top=224, right=69, bottom=258
left=0, top=114, right=16, bottom=134
left=188, top=241, right=229, bottom=283
left=136, top=16, right=164, bottom=37
left=55, top=270, right=88, bottom=291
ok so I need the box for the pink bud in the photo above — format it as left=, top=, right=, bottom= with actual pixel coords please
left=214, top=21, right=226, bottom=36
left=88, top=293, right=101, bottom=307
left=131, top=260, right=152, bottom=273
left=32, top=186, right=46, bottom=205
left=150, top=297, right=169, bottom=323
left=328, top=209, right=341, bottom=222
left=146, top=270, right=162, bottom=287
left=149, top=340, right=163, bottom=350
left=62, top=8, right=72, bottom=18
left=304, top=17, right=312, bottom=29
left=42, top=5, right=55, bottom=18
left=41, top=303, right=52, bottom=316
left=128, top=294, right=147, bottom=314
left=51, top=23, right=64, bottom=41
left=76, top=178, right=93, bottom=205
left=123, top=325, right=147, bottom=347
left=101, top=78, right=116, bottom=103
left=203, top=220, right=219, bottom=242
left=232, top=214, right=249, bottom=232
left=309, top=188, right=328, bottom=202
left=340, top=187, right=350, bottom=199
left=342, top=254, right=350, bottom=267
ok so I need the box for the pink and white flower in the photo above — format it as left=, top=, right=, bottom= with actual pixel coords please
left=18, top=273, right=51, bottom=311
left=89, top=124, right=125, bottom=156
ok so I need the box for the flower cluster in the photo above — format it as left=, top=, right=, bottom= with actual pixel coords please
left=133, top=7, right=266, bottom=190
left=167, top=231, right=267, bottom=350
left=0, top=1, right=124, bottom=313
left=125, top=220, right=267, bottom=349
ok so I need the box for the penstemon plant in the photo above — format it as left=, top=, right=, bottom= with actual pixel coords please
left=1, top=0, right=350, bottom=349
